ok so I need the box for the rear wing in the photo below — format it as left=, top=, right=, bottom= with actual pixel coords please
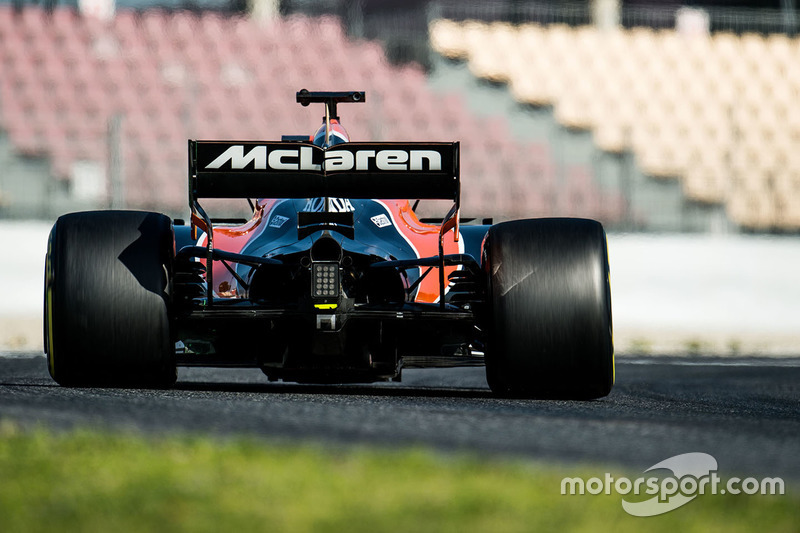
left=189, top=140, right=460, bottom=201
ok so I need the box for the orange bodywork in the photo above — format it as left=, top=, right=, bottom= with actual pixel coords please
left=199, top=199, right=462, bottom=303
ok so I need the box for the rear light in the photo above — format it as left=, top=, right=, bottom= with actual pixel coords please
left=311, top=262, right=340, bottom=299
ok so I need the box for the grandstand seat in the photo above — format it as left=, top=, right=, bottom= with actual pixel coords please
left=429, top=18, right=469, bottom=60
left=7, top=120, right=40, bottom=157
left=728, top=189, right=777, bottom=229
left=0, top=4, right=14, bottom=28
left=593, top=122, right=627, bottom=155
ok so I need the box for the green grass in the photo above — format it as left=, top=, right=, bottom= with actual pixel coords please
left=0, top=421, right=796, bottom=533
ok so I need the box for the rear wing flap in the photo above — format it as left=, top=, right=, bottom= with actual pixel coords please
left=189, top=140, right=460, bottom=201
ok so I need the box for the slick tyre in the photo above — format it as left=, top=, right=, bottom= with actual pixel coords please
left=484, top=218, right=613, bottom=399
left=44, top=211, right=177, bottom=387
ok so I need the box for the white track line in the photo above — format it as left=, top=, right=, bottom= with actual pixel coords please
left=618, top=357, right=800, bottom=367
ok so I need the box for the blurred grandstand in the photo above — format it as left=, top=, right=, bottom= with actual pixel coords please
left=0, top=0, right=798, bottom=232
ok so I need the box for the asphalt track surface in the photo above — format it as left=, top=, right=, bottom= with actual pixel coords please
left=1, top=353, right=798, bottom=481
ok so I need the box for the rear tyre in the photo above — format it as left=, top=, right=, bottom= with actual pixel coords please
left=484, top=218, right=613, bottom=399
left=44, top=211, right=177, bottom=387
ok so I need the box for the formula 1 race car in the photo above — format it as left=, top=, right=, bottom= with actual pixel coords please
left=44, top=90, right=614, bottom=399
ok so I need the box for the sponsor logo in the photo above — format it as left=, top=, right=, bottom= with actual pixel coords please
left=370, top=214, right=392, bottom=228
left=205, top=145, right=321, bottom=171
left=302, top=198, right=355, bottom=213
left=324, top=149, right=441, bottom=171
left=268, top=215, right=289, bottom=228
left=560, top=452, right=785, bottom=517
left=204, top=145, right=442, bottom=172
